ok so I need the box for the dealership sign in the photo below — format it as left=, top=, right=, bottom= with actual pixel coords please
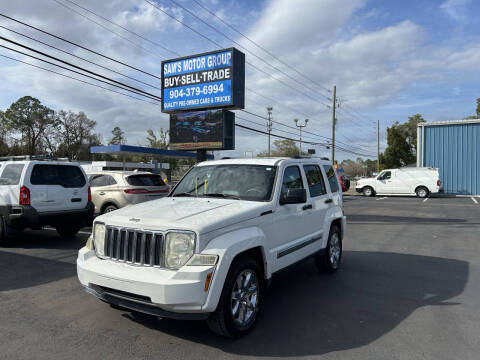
left=161, top=48, right=245, bottom=113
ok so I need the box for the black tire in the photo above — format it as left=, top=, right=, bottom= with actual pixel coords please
left=207, top=256, right=264, bottom=338
left=416, top=186, right=429, bottom=198
left=315, top=225, right=342, bottom=274
left=102, top=204, right=118, bottom=214
left=362, top=186, right=374, bottom=197
left=56, top=224, right=81, bottom=238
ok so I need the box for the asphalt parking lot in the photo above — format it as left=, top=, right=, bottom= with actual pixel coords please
left=1, top=196, right=479, bottom=360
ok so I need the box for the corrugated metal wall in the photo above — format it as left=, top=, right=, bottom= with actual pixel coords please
left=422, top=122, right=480, bottom=195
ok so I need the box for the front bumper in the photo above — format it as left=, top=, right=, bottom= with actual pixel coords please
left=355, top=187, right=363, bottom=193
left=77, top=247, right=216, bottom=316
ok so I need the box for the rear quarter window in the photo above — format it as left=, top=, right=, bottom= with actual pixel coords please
left=0, top=164, right=25, bottom=185
left=322, top=165, right=339, bottom=193
left=126, top=174, right=165, bottom=187
left=30, top=164, right=86, bottom=188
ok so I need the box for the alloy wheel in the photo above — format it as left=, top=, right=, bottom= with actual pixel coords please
left=329, top=233, right=341, bottom=269
left=231, top=270, right=259, bottom=326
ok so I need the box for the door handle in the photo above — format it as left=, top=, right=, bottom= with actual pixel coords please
left=302, top=204, right=313, bottom=210
left=99, top=191, right=105, bottom=195
left=325, top=198, right=333, bottom=204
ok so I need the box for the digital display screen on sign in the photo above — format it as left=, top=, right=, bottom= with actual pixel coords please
left=161, top=48, right=245, bottom=113
left=169, top=110, right=234, bottom=150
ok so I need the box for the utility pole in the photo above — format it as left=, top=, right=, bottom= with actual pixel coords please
left=294, top=118, right=309, bottom=155
left=267, top=106, right=273, bottom=156
left=331, top=85, right=336, bottom=163
left=377, top=119, right=380, bottom=173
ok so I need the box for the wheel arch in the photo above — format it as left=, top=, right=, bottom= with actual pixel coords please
left=100, top=201, right=119, bottom=214
left=200, top=227, right=270, bottom=312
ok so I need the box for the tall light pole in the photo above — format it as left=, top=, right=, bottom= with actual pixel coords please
left=294, top=118, right=309, bottom=155
left=266, top=106, right=273, bottom=156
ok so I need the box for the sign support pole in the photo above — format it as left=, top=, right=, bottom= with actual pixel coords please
left=196, top=149, right=207, bottom=163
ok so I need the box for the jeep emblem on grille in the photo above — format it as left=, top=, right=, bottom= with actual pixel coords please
left=129, top=218, right=141, bottom=222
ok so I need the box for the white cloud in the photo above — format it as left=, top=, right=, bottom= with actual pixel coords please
left=440, top=0, right=471, bottom=22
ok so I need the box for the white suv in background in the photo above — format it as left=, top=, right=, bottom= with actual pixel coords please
left=0, top=157, right=94, bottom=245
left=78, top=157, right=346, bottom=338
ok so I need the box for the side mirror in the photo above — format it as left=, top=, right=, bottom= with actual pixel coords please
left=280, top=188, right=307, bottom=204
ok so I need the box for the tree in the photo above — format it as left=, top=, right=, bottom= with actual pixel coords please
left=0, top=110, right=8, bottom=156
left=49, top=111, right=101, bottom=159
left=108, top=126, right=126, bottom=145
left=464, top=98, right=480, bottom=119
left=380, top=124, right=414, bottom=168
left=4, top=96, right=55, bottom=155
left=257, top=139, right=304, bottom=157
left=397, top=114, right=425, bottom=155
left=146, top=128, right=169, bottom=149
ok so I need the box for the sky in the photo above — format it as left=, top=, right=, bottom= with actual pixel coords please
left=0, top=0, right=479, bottom=161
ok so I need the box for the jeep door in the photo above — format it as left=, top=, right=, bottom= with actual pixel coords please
left=271, top=165, right=311, bottom=272
left=302, top=164, right=330, bottom=243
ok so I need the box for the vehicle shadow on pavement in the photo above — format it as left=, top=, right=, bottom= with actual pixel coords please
left=123, top=251, right=468, bottom=357
left=0, top=250, right=76, bottom=292
left=3, top=230, right=88, bottom=250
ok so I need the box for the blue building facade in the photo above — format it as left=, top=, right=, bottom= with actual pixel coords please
left=417, top=120, right=480, bottom=195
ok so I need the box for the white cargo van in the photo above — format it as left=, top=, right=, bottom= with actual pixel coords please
left=355, top=167, right=441, bottom=198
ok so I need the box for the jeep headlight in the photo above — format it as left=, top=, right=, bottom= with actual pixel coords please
left=93, top=222, right=106, bottom=257
left=164, top=231, right=195, bottom=269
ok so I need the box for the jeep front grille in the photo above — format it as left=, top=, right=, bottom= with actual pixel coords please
left=104, top=227, right=164, bottom=267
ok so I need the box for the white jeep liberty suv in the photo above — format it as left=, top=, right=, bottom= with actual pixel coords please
left=77, top=157, right=346, bottom=337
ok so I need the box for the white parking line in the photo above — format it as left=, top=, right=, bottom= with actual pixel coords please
left=376, top=197, right=388, bottom=201
left=472, top=197, right=479, bottom=204
left=423, top=198, right=429, bottom=203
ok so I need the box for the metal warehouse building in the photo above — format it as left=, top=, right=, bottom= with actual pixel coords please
left=417, top=119, right=480, bottom=195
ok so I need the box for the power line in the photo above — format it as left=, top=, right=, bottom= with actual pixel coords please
left=0, top=25, right=161, bottom=91
left=51, top=0, right=165, bottom=60
left=61, top=0, right=180, bottom=57
left=0, top=53, right=161, bottom=105
left=165, top=0, right=332, bottom=103
left=0, top=13, right=162, bottom=80
left=235, top=122, right=375, bottom=157
left=190, top=0, right=332, bottom=95
left=0, top=36, right=161, bottom=100
left=0, top=43, right=161, bottom=102
left=142, top=0, right=331, bottom=107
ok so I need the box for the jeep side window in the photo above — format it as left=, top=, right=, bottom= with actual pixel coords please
left=0, top=164, right=24, bottom=185
left=280, top=166, right=304, bottom=198
left=303, top=165, right=326, bottom=197
left=378, top=171, right=391, bottom=180
left=322, top=165, right=339, bottom=193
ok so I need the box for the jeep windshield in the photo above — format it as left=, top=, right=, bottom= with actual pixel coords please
left=172, top=164, right=277, bottom=202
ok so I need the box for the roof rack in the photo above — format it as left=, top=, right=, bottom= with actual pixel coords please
left=0, top=155, right=71, bottom=162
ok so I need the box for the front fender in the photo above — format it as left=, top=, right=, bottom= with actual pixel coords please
left=200, top=226, right=270, bottom=312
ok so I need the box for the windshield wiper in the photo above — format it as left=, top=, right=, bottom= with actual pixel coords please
left=201, top=193, right=241, bottom=200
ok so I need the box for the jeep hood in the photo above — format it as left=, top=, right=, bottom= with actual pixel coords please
left=95, top=196, right=270, bottom=234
